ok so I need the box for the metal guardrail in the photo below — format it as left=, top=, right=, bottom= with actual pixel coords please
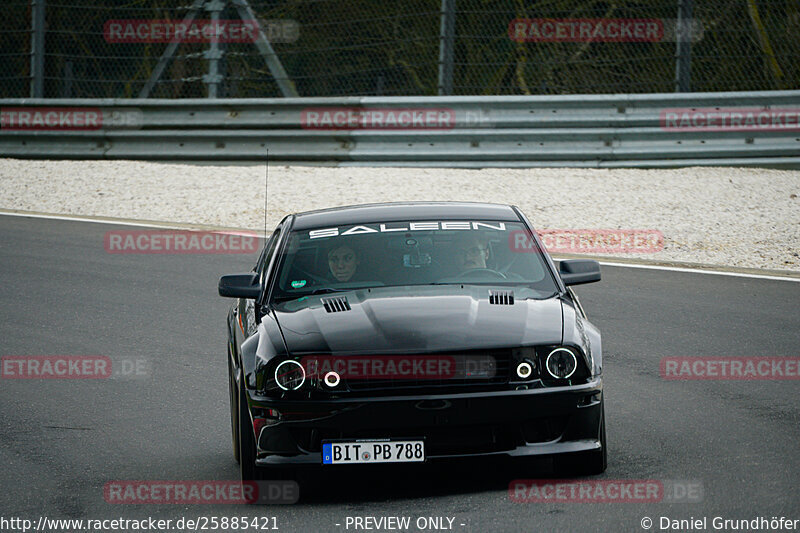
left=1, top=91, right=798, bottom=168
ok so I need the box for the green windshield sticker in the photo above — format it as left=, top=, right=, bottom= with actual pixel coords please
left=291, top=280, right=307, bottom=289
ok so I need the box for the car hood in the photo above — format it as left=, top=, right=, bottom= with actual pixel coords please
left=273, top=286, right=563, bottom=354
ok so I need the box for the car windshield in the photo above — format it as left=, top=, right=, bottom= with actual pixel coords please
left=270, top=219, right=559, bottom=302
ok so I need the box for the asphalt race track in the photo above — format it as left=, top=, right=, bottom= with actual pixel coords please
left=1, top=214, right=798, bottom=533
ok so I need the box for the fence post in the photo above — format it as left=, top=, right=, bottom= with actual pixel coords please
left=675, top=0, right=693, bottom=92
left=437, top=0, right=455, bottom=95
left=204, top=0, right=225, bottom=98
left=30, top=0, right=46, bottom=98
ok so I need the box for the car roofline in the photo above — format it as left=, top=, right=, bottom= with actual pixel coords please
left=292, top=201, right=518, bottom=217
left=289, top=201, right=522, bottom=230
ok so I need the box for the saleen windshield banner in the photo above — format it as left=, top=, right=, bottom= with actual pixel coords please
left=309, top=221, right=507, bottom=239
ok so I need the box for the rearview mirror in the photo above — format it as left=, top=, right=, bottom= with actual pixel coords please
left=558, top=259, right=601, bottom=286
left=218, top=273, right=262, bottom=299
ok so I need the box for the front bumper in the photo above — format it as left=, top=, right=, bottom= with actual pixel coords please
left=248, top=378, right=603, bottom=467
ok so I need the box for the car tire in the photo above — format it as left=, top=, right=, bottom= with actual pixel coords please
left=228, top=352, right=240, bottom=465
left=236, top=378, right=299, bottom=488
left=238, top=379, right=260, bottom=482
left=554, top=402, right=607, bottom=476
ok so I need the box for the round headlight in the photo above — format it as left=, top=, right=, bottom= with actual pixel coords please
left=516, top=361, right=533, bottom=379
left=274, top=360, right=305, bottom=390
left=545, top=348, right=577, bottom=379
left=323, top=371, right=341, bottom=388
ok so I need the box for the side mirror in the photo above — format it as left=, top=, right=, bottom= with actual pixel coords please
left=219, top=273, right=262, bottom=299
left=559, top=259, right=601, bottom=286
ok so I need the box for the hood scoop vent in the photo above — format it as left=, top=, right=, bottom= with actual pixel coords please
left=488, top=290, right=514, bottom=305
left=322, top=296, right=351, bottom=313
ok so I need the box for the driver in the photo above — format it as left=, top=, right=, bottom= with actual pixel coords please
left=327, top=244, right=360, bottom=282
left=453, top=234, right=490, bottom=272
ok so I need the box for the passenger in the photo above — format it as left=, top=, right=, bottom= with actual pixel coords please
left=327, top=244, right=360, bottom=282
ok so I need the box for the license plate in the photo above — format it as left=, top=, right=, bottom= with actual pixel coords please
left=322, top=439, right=425, bottom=464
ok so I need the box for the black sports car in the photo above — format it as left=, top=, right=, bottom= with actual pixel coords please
left=219, top=202, right=605, bottom=481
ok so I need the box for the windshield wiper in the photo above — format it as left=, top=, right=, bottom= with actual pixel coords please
left=308, top=287, right=350, bottom=295
left=273, top=287, right=350, bottom=303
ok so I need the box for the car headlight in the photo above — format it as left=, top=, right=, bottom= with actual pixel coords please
left=515, top=361, right=533, bottom=379
left=274, top=360, right=306, bottom=390
left=510, top=347, right=539, bottom=381
left=545, top=347, right=577, bottom=379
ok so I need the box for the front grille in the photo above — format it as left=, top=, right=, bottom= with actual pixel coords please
left=345, top=350, right=510, bottom=393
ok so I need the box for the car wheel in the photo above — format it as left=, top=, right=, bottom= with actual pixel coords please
left=228, top=352, right=240, bottom=464
left=236, top=371, right=299, bottom=488
left=554, top=401, right=607, bottom=476
left=238, top=379, right=260, bottom=482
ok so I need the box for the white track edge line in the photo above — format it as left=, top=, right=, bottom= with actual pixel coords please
left=595, top=261, right=800, bottom=282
